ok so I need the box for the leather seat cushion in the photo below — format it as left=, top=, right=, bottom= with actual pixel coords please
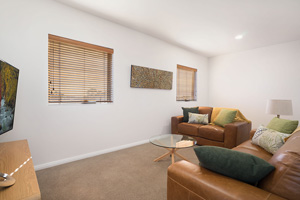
left=198, top=125, right=224, bottom=142
left=233, top=140, right=272, bottom=161
left=178, top=123, right=204, bottom=137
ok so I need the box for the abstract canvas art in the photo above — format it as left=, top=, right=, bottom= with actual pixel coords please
left=130, top=65, right=173, bottom=90
left=0, top=60, right=19, bottom=135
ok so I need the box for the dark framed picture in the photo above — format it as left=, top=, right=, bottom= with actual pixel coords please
left=0, top=60, right=19, bottom=135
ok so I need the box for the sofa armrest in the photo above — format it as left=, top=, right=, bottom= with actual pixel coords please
left=171, top=116, right=183, bottom=134
left=224, top=121, right=252, bottom=149
left=167, top=160, right=285, bottom=200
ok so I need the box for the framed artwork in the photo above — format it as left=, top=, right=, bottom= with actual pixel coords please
left=0, top=60, right=19, bottom=135
left=130, top=65, right=173, bottom=90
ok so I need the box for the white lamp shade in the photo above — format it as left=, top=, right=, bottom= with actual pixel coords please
left=266, top=99, right=293, bottom=116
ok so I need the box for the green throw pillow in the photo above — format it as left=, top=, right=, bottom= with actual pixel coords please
left=267, top=117, right=299, bottom=134
left=182, top=107, right=199, bottom=122
left=194, top=146, right=275, bottom=184
left=213, top=109, right=237, bottom=127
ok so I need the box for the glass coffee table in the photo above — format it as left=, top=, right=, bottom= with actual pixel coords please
left=150, top=134, right=197, bottom=164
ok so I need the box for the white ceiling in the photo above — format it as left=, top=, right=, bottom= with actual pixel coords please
left=56, top=0, right=300, bottom=57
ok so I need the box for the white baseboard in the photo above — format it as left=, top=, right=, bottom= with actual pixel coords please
left=34, top=139, right=149, bottom=171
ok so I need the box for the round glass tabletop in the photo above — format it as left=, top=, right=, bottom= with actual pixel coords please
left=149, top=134, right=197, bottom=149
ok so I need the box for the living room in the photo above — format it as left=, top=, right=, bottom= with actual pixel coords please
left=0, top=0, right=299, bottom=199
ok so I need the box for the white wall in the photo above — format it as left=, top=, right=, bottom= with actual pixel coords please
left=0, top=0, right=208, bottom=168
left=209, top=40, right=300, bottom=128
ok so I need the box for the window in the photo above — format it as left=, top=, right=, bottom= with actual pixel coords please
left=176, top=65, right=197, bottom=101
left=48, top=34, right=113, bottom=103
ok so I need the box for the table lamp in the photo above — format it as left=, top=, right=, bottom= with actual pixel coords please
left=266, top=99, right=293, bottom=118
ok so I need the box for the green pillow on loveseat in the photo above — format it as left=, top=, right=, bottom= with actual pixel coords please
left=182, top=107, right=199, bottom=122
left=213, top=109, right=237, bottom=127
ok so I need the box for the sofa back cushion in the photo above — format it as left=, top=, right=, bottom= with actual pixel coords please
left=198, top=107, right=213, bottom=123
left=258, top=130, right=300, bottom=200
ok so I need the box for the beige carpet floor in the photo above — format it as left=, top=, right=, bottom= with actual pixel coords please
left=36, top=143, right=199, bottom=200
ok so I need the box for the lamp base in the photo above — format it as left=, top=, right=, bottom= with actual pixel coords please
left=0, top=173, right=15, bottom=187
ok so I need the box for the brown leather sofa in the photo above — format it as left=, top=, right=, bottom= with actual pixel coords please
left=172, top=107, right=252, bottom=149
left=167, top=129, right=300, bottom=200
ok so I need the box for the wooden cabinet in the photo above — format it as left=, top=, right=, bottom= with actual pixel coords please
left=0, top=140, right=41, bottom=200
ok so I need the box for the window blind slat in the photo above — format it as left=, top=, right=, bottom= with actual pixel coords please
left=48, top=34, right=113, bottom=103
left=48, top=72, right=111, bottom=79
left=48, top=70, right=112, bottom=76
left=48, top=49, right=109, bottom=60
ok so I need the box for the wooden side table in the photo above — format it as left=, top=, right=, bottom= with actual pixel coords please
left=0, top=140, right=41, bottom=200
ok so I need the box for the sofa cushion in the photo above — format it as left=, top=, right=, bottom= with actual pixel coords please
left=178, top=123, right=204, bottom=137
left=198, top=107, right=213, bottom=123
left=213, top=109, right=237, bottom=127
left=233, top=140, right=272, bottom=161
left=267, top=117, right=298, bottom=134
left=258, top=130, right=300, bottom=200
left=198, top=125, right=224, bottom=142
left=252, top=125, right=290, bottom=154
left=194, top=146, right=275, bottom=184
left=182, top=107, right=199, bottom=122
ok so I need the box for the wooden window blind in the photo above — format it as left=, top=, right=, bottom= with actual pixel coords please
left=48, top=34, right=113, bottom=103
left=176, top=65, right=197, bottom=101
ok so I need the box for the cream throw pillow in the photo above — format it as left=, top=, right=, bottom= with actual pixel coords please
left=188, top=113, right=209, bottom=124
left=252, top=125, right=290, bottom=154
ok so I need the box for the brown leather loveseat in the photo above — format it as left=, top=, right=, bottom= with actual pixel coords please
left=167, top=129, right=300, bottom=200
left=171, top=106, right=252, bottom=149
